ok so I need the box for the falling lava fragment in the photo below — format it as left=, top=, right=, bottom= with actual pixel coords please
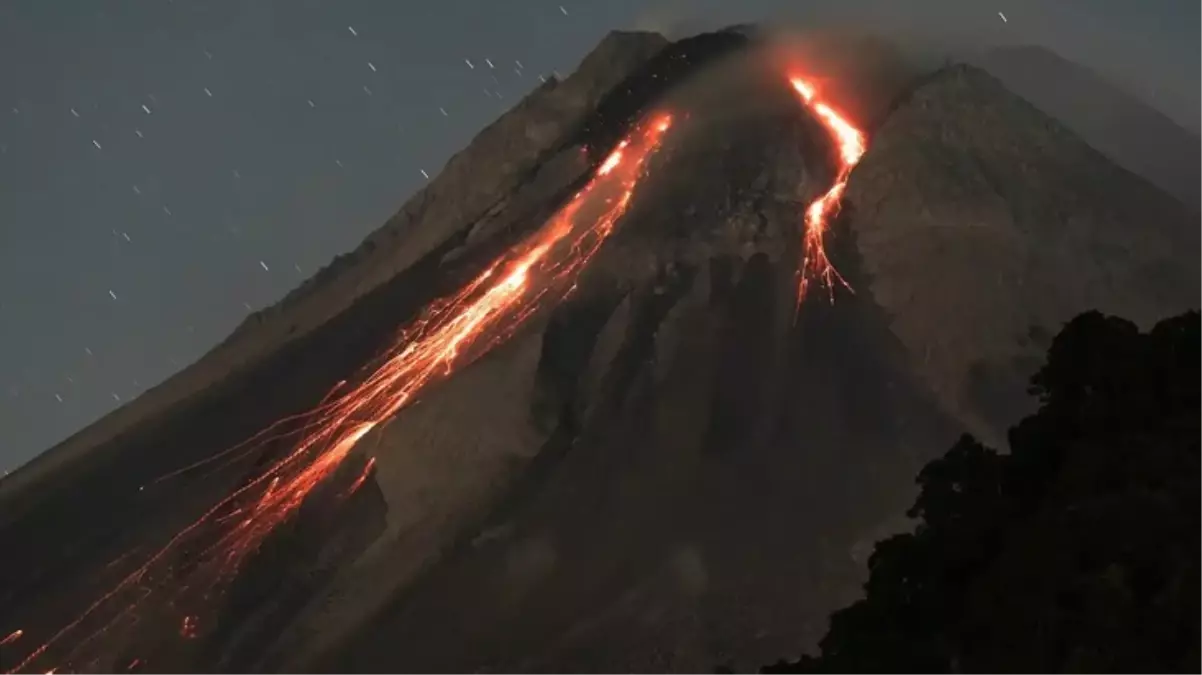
left=7, top=112, right=674, bottom=675
left=788, top=76, right=867, bottom=305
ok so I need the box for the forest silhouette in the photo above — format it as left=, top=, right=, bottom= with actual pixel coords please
left=763, top=309, right=1200, bottom=673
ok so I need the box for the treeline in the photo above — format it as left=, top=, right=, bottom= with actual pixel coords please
left=765, top=309, right=1200, bottom=673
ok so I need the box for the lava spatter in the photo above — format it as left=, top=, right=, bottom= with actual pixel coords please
left=6, top=112, right=673, bottom=675
left=788, top=76, right=867, bottom=305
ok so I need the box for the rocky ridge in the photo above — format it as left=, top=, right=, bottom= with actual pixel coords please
left=972, top=45, right=1201, bottom=210
left=845, top=63, right=1200, bottom=445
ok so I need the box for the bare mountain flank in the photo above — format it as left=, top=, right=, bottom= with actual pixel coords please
left=846, top=63, right=1200, bottom=446
left=974, top=45, right=1200, bottom=210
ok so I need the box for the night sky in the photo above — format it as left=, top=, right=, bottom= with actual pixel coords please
left=1, top=0, right=1197, bottom=473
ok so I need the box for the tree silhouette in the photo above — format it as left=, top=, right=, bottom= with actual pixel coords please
left=763, top=310, right=1200, bottom=673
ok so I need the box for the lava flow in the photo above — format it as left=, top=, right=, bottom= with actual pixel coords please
left=7, top=112, right=673, bottom=674
left=788, top=76, right=867, bottom=305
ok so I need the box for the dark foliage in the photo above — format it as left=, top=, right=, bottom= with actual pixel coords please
left=763, top=310, right=1200, bottom=673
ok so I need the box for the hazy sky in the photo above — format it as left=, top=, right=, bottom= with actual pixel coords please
left=1, top=0, right=1197, bottom=472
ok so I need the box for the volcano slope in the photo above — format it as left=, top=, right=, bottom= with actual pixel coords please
left=844, top=63, right=1200, bottom=450
left=1, top=29, right=1199, bottom=675
left=314, top=64, right=1199, bottom=673
left=972, top=45, right=1201, bottom=210
left=317, top=62, right=1197, bottom=675
left=0, top=27, right=683, bottom=674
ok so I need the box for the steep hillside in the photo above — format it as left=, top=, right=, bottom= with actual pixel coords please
left=845, top=63, right=1200, bottom=447
left=309, top=57, right=941, bottom=674
left=316, top=65, right=1197, bottom=673
left=973, top=45, right=1201, bottom=210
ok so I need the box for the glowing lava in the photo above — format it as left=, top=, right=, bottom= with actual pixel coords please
left=7, top=112, right=673, bottom=674
left=788, top=76, right=867, bottom=305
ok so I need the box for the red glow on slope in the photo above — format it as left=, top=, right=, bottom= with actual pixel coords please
left=345, top=456, right=377, bottom=497
left=788, top=76, right=867, bottom=305
left=7, top=112, right=673, bottom=675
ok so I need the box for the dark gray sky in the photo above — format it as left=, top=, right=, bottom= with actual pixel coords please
left=1, top=0, right=1197, bottom=473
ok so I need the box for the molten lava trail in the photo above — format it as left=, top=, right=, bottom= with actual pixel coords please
left=787, top=76, right=867, bottom=305
left=7, top=112, right=673, bottom=674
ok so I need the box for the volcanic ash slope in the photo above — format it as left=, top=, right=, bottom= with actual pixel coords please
left=319, top=63, right=1199, bottom=673
left=844, top=63, right=1200, bottom=447
left=319, top=54, right=956, bottom=674
left=973, top=45, right=1201, bottom=210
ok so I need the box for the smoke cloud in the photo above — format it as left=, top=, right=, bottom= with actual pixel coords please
left=625, top=0, right=1199, bottom=133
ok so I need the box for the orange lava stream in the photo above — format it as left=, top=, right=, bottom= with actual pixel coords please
left=788, top=76, right=867, bottom=305
left=8, top=112, right=673, bottom=674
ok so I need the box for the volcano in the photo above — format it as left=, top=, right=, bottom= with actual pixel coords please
left=0, top=27, right=1197, bottom=674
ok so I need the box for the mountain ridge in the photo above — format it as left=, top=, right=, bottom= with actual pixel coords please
left=971, top=44, right=1201, bottom=210
left=846, top=60, right=1199, bottom=447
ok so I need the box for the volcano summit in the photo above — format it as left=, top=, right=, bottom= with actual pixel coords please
left=0, top=27, right=1196, bottom=674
